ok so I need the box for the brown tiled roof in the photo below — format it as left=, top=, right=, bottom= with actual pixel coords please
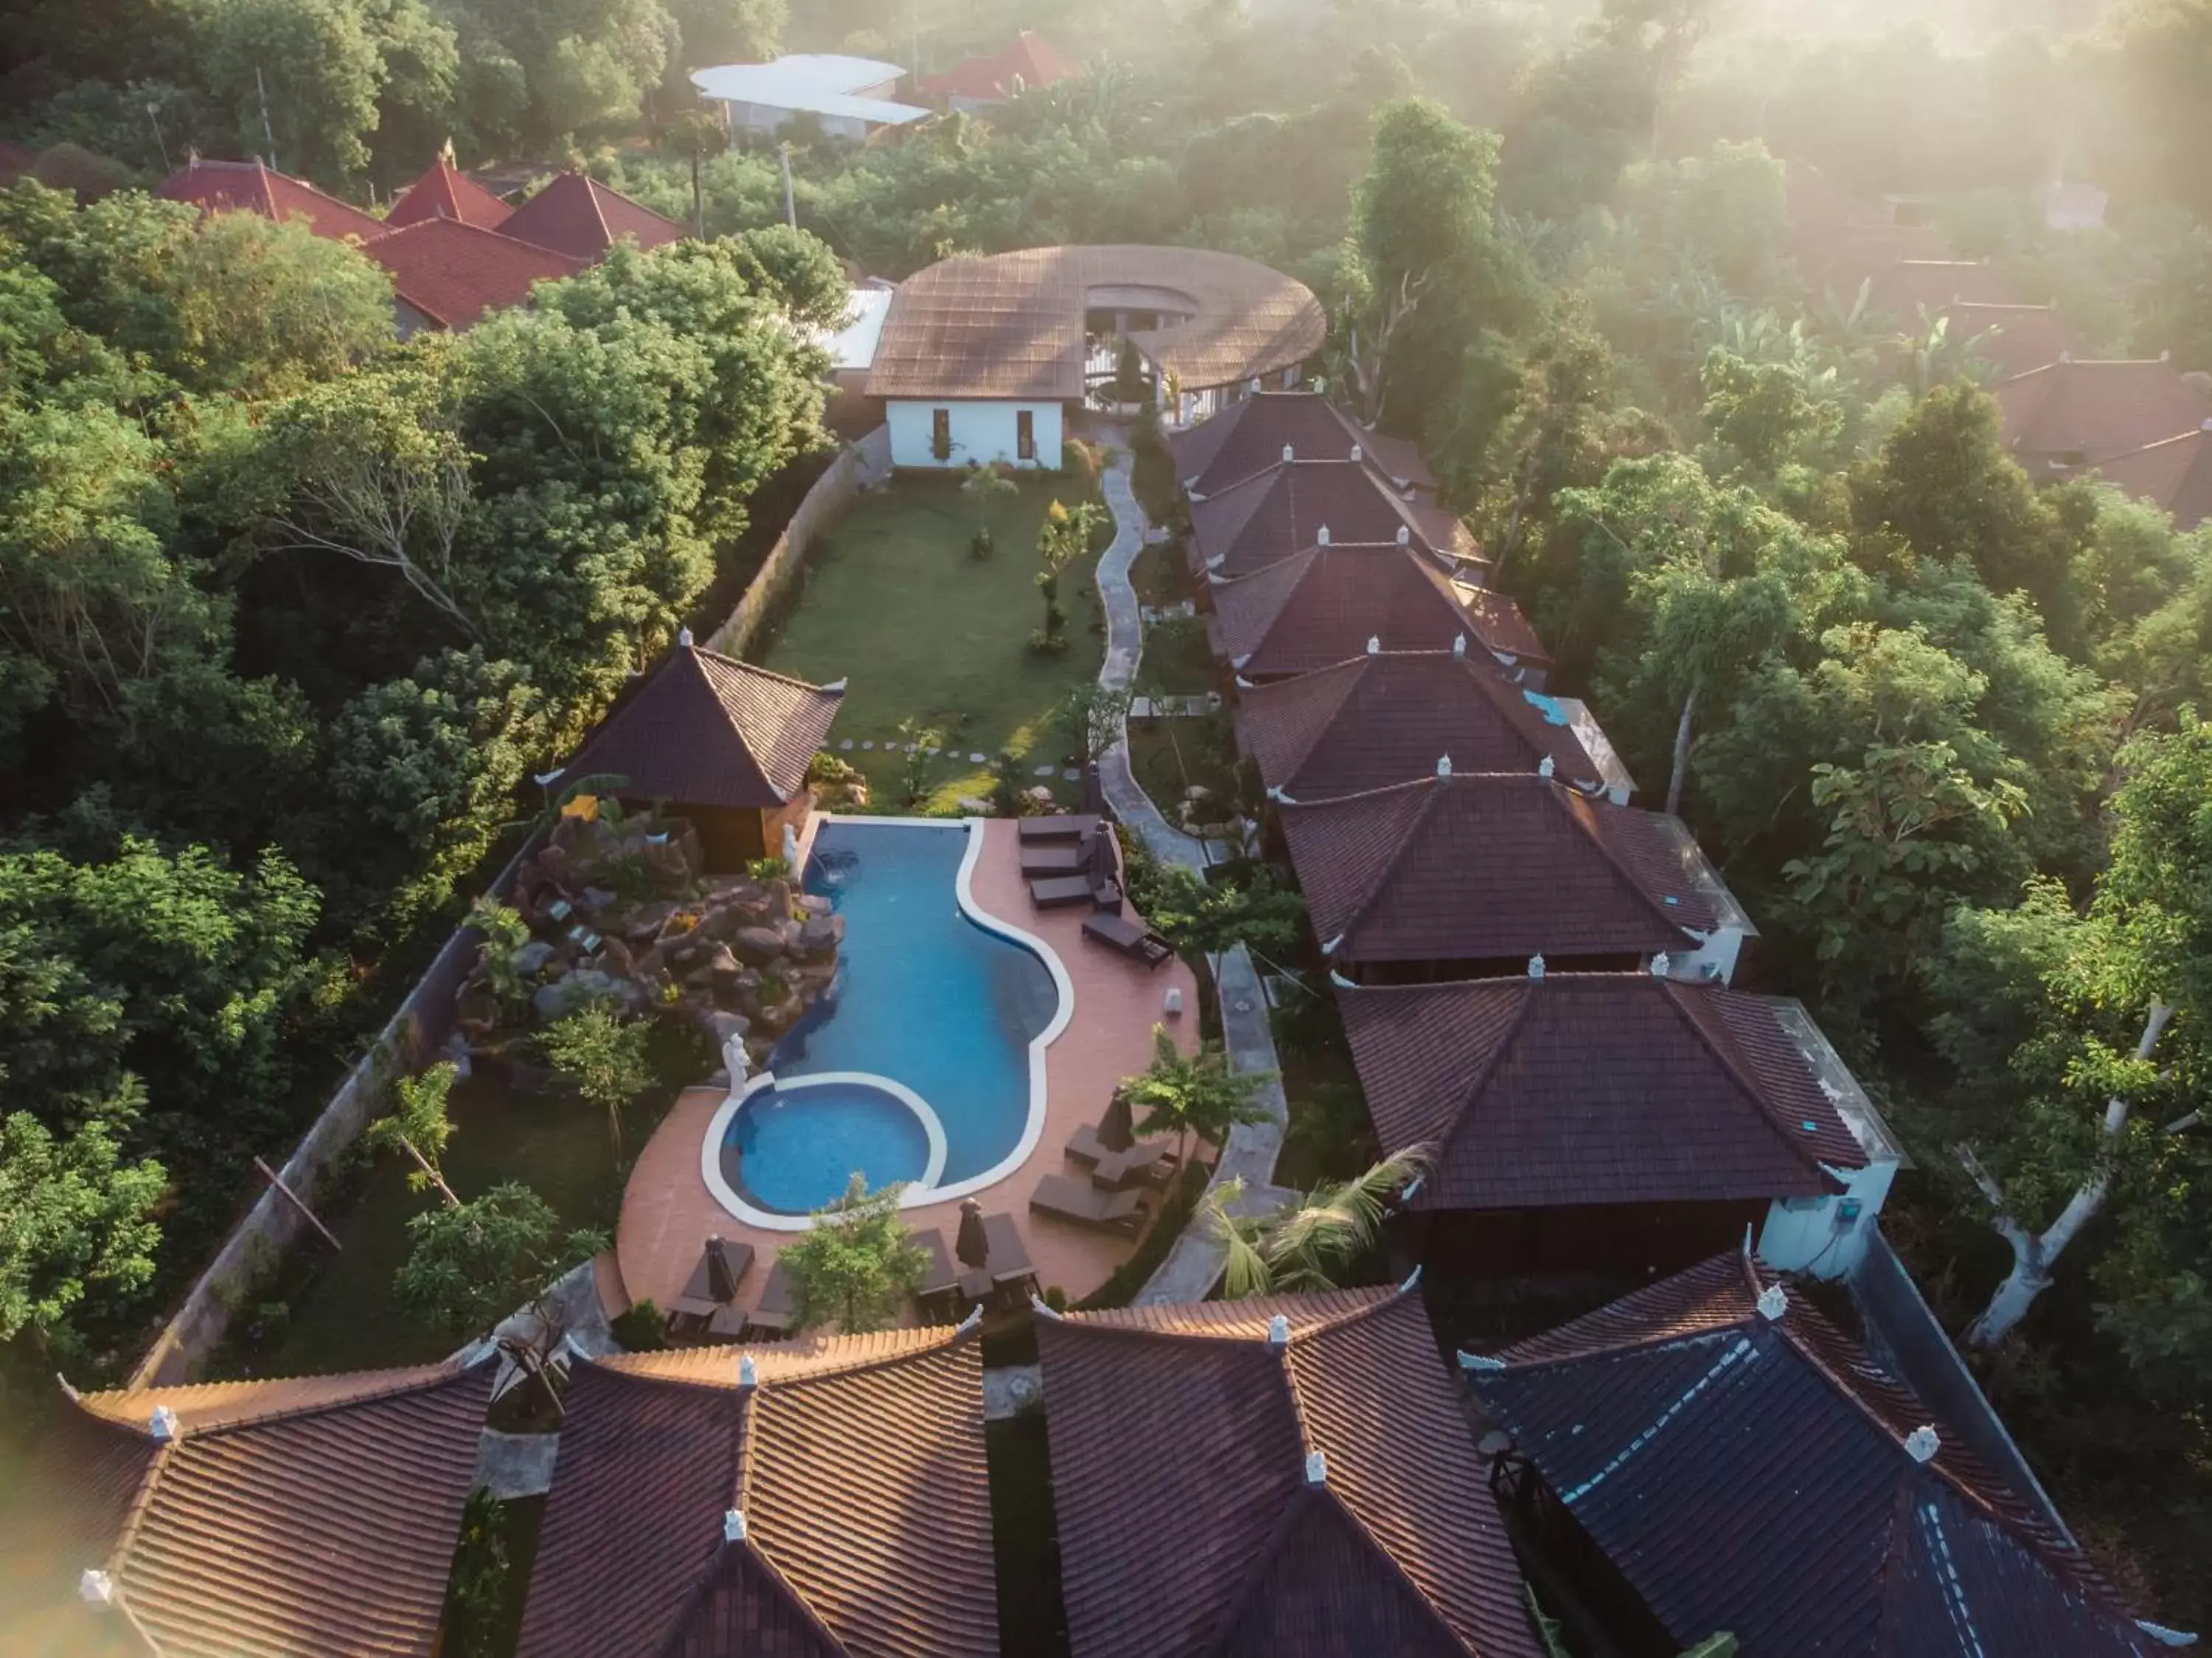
left=1279, top=774, right=1735, bottom=967
left=1470, top=1254, right=2158, bottom=1656
left=865, top=246, right=1324, bottom=400
left=1944, top=303, right=2079, bottom=381
left=1997, top=358, right=2211, bottom=465
left=516, top=1325, right=997, bottom=1657
left=1240, top=651, right=1602, bottom=800
left=1190, top=460, right=1448, bottom=577
left=1338, top=974, right=1863, bottom=1212
left=0, top=1361, right=490, bottom=1658
left=559, top=645, right=844, bottom=809
left=1211, top=544, right=1504, bottom=681
left=1863, top=259, right=2017, bottom=324
left=917, top=30, right=1084, bottom=99
left=1169, top=391, right=1437, bottom=498
left=1459, top=586, right=1551, bottom=670
left=1040, top=1288, right=1538, bottom=1657
left=499, top=171, right=683, bottom=263
left=2093, top=425, right=2212, bottom=528
left=1795, top=222, right=1954, bottom=298
left=384, top=157, right=515, bottom=230
left=364, top=218, right=583, bottom=329
left=154, top=158, right=384, bottom=242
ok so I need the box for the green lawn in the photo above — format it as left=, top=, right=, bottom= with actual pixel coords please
left=759, top=472, right=1108, bottom=814
left=1136, top=612, right=1216, bottom=697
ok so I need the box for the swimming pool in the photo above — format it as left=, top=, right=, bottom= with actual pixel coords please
left=701, top=819, right=1071, bottom=1227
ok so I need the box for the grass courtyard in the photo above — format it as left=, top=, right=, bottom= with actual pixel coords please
left=760, top=470, right=1110, bottom=814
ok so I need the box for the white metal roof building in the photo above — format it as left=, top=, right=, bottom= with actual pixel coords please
left=690, top=55, right=931, bottom=142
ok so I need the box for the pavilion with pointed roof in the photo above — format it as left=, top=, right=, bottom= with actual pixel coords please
left=515, top=1325, right=998, bottom=1657
left=384, top=153, right=514, bottom=232
left=1276, top=771, right=1753, bottom=983
left=1036, top=1286, right=1540, bottom=1657
left=1464, top=1252, right=2169, bottom=1657
left=556, top=638, right=844, bottom=870
left=0, top=1359, right=491, bottom=1657
left=154, top=157, right=383, bottom=242
left=1338, top=972, right=1902, bottom=1277
left=498, top=170, right=683, bottom=263
left=364, top=216, right=583, bottom=334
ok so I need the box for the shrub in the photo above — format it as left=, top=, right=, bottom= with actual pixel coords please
left=970, top=525, right=995, bottom=561
left=609, top=1297, right=669, bottom=1350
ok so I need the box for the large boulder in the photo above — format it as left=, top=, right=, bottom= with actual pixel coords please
left=512, top=940, right=556, bottom=977
left=793, top=892, right=832, bottom=918
left=794, top=915, right=843, bottom=960
left=532, top=969, right=622, bottom=1023
left=619, top=901, right=677, bottom=944
left=729, top=925, right=788, bottom=967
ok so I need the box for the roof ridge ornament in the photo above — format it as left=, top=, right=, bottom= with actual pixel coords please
left=677, top=625, right=695, bottom=648
left=1395, top=524, right=1409, bottom=546
left=723, top=1508, right=748, bottom=1542
left=1904, top=1425, right=1941, bottom=1463
left=149, top=1404, right=181, bottom=1441
left=1304, top=1449, right=1329, bottom=1486
left=1526, top=954, right=1545, bottom=980
left=1282, top=443, right=1294, bottom=462
left=738, top=1353, right=757, bottom=1389
left=1436, top=754, right=1451, bottom=777
left=1366, top=635, right=1380, bottom=654
left=1317, top=524, right=1330, bottom=545
left=1756, top=1283, right=1789, bottom=1322
left=1538, top=754, right=1554, bottom=778
left=1267, top=1314, right=1290, bottom=1350
left=1452, top=634, right=1467, bottom=657
left=1457, top=1350, right=1506, bottom=1371
left=80, top=1568, right=118, bottom=1606
left=1650, top=951, right=1672, bottom=977
left=1350, top=443, right=1363, bottom=463
left=1029, top=1291, right=1065, bottom=1321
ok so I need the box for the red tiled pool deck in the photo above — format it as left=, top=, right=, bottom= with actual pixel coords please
left=612, top=817, right=1202, bottom=1319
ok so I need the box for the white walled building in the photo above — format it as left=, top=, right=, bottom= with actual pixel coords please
left=689, top=56, right=929, bottom=143
left=865, top=245, right=1324, bottom=470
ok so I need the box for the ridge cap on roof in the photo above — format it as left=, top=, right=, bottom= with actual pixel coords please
left=595, top=1320, right=975, bottom=1390
left=1057, top=1284, right=1400, bottom=1340
left=80, top=1356, right=478, bottom=1437
left=691, top=644, right=845, bottom=696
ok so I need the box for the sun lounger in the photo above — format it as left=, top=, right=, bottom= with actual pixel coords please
left=664, top=1237, right=756, bottom=1333
left=1020, top=833, right=1097, bottom=875
left=1082, top=912, right=1176, bottom=968
left=744, top=1260, right=795, bottom=1336
left=1029, top=1173, right=1151, bottom=1235
left=1018, top=814, right=1098, bottom=843
left=1029, top=873, right=1101, bottom=908
left=914, top=1229, right=959, bottom=1300
left=1065, top=1123, right=1180, bottom=1190
left=980, top=1213, right=1035, bottom=1285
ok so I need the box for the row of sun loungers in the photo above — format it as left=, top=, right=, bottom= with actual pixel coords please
left=1065, top=1123, right=1180, bottom=1190
left=1028, top=1173, right=1152, bottom=1236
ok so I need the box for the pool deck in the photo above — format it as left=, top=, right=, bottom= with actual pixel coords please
left=612, top=817, right=1201, bottom=1321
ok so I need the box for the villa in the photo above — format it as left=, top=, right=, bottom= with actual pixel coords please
left=1338, top=972, right=1904, bottom=1277
left=517, top=1327, right=998, bottom=1655
left=1467, top=1253, right=2171, bottom=1656
left=864, top=245, right=1326, bottom=467
left=555, top=636, right=844, bottom=870
left=155, top=157, right=383, bottom=241
left=1169, top=387, right=1439, bottom=501
left=385, top=153, right=515, bottom=230
left=494, top=170, right=683, bottom=263
left=1036, top=1286, right=1539, bottom=1656
left=0, top=1360, right=490, bottom=1654
left=1209, top=541, right=1553, bottom=686
left=1278, top=771, right=1754, bottom=984
left=365, top=217, right=585, bottom=334
left=1186, top=457, right=1475, bottom=580
left=1238, top=649, right=1633, bottom=805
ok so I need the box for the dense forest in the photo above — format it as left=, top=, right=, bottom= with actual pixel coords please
left=6, top=0, right=2212, bottom=1622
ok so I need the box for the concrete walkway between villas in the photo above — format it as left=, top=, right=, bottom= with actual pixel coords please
left=1091, top=444, right=1299, bottom=1307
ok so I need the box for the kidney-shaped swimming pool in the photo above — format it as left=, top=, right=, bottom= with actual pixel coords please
left=702, top=819, right=1070, bottom=1226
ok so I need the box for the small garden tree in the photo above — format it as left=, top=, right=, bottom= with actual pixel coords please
left=1057, top=679, right=1133, bottom=770
left=1121, top=1024, right=1273, bottom=1172
left=1138, top=865, right=1307, bottom=962
left=780, top=1174, right=928, bottom=1335
left=1032, top=499, right=1105, bottom=653
left=540, top=1003, right=655, bottom=1161
left=1113, top=337, right=1150, bottom=404
left=366, top=1060, right=462, bottom=1207
left=1206, top=1149, right=1429, bottom=1297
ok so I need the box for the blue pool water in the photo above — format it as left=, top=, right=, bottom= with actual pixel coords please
left=719, top=821, right=1060, bottom=1213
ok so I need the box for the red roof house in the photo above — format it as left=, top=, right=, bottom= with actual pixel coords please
left=1862, top=258, right=2018, bottom=325
left=0, top=1360, right=491, bottom=1657
left=1338, top=973, right=1902, bottom=1275
left=516, top=1328, right=998, bottom=1657
left=1466, top=1253, right=2165, bottom=1657
left=917, top=31, right=1084, bottom=107
left=1188, top=459, right=1470, bottom=580
left=154, top=157, right=385, bottom=242
left=1211, top=545, right=1548, bottom=685
left=1037, top=1287, right=1540, bottom=1657
left=1277, top=771, right=1752, bottom=981
left=364, top=217, right=584, bottom=331
left=498, top=170, right=684, bottom=263
left=1943, top=302, right=2080, bottom=381
left=2093, top=424, right=2212, bottom=529
left=1996, top=358, right=2211, bottom=474
left=1169, top=389, right=1437, bottom=499
left=556, top=640, right=843, bottom=869
left=384, top=156, right=515, bottom=231
left=1239, top=649, right=1630, bottom=803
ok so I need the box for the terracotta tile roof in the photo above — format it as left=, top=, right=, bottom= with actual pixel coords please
left=1040, top=1288, right=1538, bottom=1657
left=154, top=158, right=384, bottom=242
left=1338, top=974, right=1863, bottom=1211
left=1211, top=544, right=1520, bottom=681
left=0, top=1361, right=490, bottom=1658
left=364, top=218, right=583, bottom=328
left=1997, top=358, right=2211, bottom=466
left=1795, top=222, right=1954, bottom=298
left=1459, top=586, right=1551, bottom=670
left=1278, top=774, right=1737, bottom=967
left=1169, top=391, right=1437, bottom=498
left=917, top=30, right=1084, bottom=99
left=866, top=246, right=1324, bottom=400
left=498, top=171, right=683, bottom=263
left=559, top=644, right=844, bottom=809
left=516, top=1325, right=998, bottom=1657
left=1239, top=651, right=1603, bottom=800
left=384, top=157, right=514, bottom=230
left=2093, top=425, right=2212, bottom=528
left=1863, top=259, right=2018, bottom=323
left=1470, top=1254, right=2160, bottom=1656
left=1190, top=460, right=1449, bottom=577
left=1944, top=302, right=2079, bottom=381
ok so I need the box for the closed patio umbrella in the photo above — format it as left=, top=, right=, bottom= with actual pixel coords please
left=707, top=1236, right=737, bottom=1303
left=956, top=1199, right=990, bottom=1270
left=1098, top=1088, right=1135, bottom=1154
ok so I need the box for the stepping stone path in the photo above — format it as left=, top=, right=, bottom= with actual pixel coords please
left=1138, top=600, right=1197, bottom=624
left=967, top=752, right=988, bottom=764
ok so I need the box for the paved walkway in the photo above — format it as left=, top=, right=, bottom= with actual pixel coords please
left=1091, top=443, right=1295, bottom=1306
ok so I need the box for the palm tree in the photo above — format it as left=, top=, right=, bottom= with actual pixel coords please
left=1119, top=1024, right=1271, bottom=1173
left=1204, top=1148, right=1430, bottom=1298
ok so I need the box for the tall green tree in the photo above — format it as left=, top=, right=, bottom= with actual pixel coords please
left=1121, top=1024, right=1273, bottom=1172
left=779, top=1173, right=927, bottom=1335
left=0, top=1111, right=164, bottom=1356
left=540, top=1003, right=654, bottom=1160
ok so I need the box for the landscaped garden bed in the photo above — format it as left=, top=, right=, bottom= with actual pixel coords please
left=758, top=469, right=1110, bottom=814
